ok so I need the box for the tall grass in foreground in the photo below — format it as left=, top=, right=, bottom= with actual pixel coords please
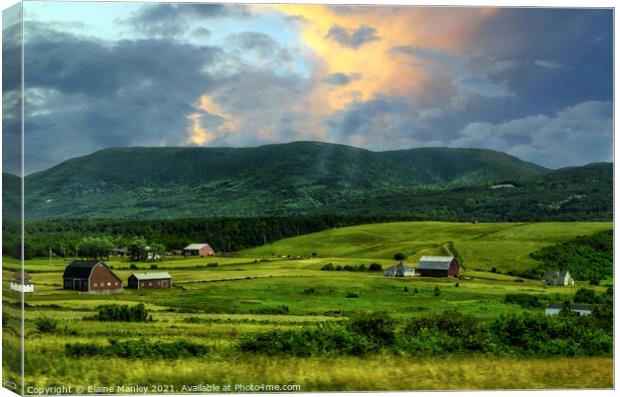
left=23, top=356, right=612, bottom=391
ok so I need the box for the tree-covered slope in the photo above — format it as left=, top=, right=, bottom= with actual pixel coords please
left=528, top=229, right=613, bottom=281
left=19, top=141, right=552, bottom=219
left=9, top=141, right=611, bottom=220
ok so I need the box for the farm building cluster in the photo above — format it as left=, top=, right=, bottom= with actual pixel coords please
left=384, top=256, right=460, bottom=278
left=62, top=260, right=172, bottom=292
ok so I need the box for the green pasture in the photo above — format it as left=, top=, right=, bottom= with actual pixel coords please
left=1, top=220, right=614, bottom=392
left=241, top=221, right=612, bottom=272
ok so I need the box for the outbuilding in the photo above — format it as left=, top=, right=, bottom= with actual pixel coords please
left=10, top=270, right=34, bottom=293
left=184, top=243, right=214, bottom=256
left=416, top=256, right=460, bottom=277
left=545, top=304, right=592, bottom=316
left=384, top=263, right=416, bottom=277
left=63, top=260, right=123, bottom=293
left=128, top=272, right=172, bottom=289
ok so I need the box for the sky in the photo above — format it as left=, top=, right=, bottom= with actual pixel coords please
left=2, top=2, right=614, bottom=173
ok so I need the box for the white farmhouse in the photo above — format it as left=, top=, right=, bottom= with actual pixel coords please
left=543, top=269, right=574, bottom=286
left=10, top=270, right=34, bottom=293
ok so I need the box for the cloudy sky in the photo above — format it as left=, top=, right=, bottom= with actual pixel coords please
left=3, top=2, right=613, bottom=173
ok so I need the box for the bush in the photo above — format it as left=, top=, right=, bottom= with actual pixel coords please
left=368, top=263, right=383, bottom=272
left=321, top=263, right=334, bottom=271
left=348, top=312, right=395, bottom=345
left=304, top=288, right=317, bottom=295
left=346, top=292, right=359, bottom=298
left=129, top=264, right=138, bottom=270
left=66, top=338, right=209, bottom=359
left=207, top=263, right=218, bottom=267
left=504, top=293, right=542, bottom=308
left=491, top=267, right=497, bottom=273
left=335, top=265, right=343, bottom=271
left=358, top=264, right=367, bottom=272
left=434, top=286, right=440, bottom=296
left=251, top=305, right=289, bottom=315
left=344, top=265, right=356, bottom=272
left=35, top=318, right=58, bottom=333
left=574, top=288, right=599, bottom=304
left=589, top=279, right=600, bottom=286
left=150, top=264, right=158, bottom=269
left=95, top=303, right=150, bottom=322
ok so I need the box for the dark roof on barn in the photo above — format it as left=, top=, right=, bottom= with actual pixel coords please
left=543, top=269, right=570, bottom=280
left=417, top=256, right=455, bottom=270
left=63, top=260, right=105, bottom=279
left=12, top=269, right=32, bottom=283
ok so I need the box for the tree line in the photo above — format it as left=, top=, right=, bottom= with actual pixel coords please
left=3, top=215, right=418, bottom=259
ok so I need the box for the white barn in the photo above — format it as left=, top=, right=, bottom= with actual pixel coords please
left=10, top=270, right=34, bottom=293
left=384, top=263, right=416, bottom=277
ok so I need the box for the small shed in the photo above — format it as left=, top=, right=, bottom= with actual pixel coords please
left=545, top=304, right=592, bottom=316
left=10, top=270, right=34, bottom=293
left=543, top=270, right=574, bottom=286
left=128, top=272, right=172, bottom=289
left=384, top=263, right=416, bottom=277
left=63, top=260, right=123, bottom=293
left=184, top=243, right=214, bottom=257
left=417, top=256, right=459, bottom=277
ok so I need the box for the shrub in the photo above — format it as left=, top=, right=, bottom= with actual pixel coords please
left=504, top=293, right=542, bottom=308
left=150, top=264, right=158, bottom=269
left=251, top=305, right=289, bottom=315
left=346, top=292, right=359, bottom=298
left=434, top=286, right=440, bottom=296
left=404, top=286, right=409, bottom=292
left=335, top=265, right=343, bottom=271
left=574, top=288, right=599, bottom=304
left=589, top=279, right=600, bottom=286
left=357, top=264, right=367, bottom=272
left=95, top=303, right=150, bottom=322
left=348, top=312, right=395, bottom=345
left=207, top=263, right=218, bottom=267
left=344, top=265, right=356, bottom=272
left=65, top=338, right=209, bottom=359
left=454, top=283, right=459, bottom=288
left=129, top=264, right=138, bottom=270
left=321, top=263, right=334, bottom=271
left=368, top=263, right=383, bottom=272
left=35, top=318, right=58, bottom=333
left=491, top=267, right=497, bottom=273
left=304, top=288, right=317, bottom=295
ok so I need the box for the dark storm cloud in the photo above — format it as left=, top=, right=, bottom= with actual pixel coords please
left=226, top=32, right=279, bottom=57
left=471, top=8, right=612, bottom=116
left=325, top=72, right=361, bottom=86
left=2, top=12, right=23, bottom=174
left=123, top=3, right=249, bottom=36
left=20, top=22, right=221, bottom=173
left=325, top=24, right=380, bottom=48
left=325, top=97, right=409, bottom=140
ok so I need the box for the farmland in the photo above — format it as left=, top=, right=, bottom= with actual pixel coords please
left=2, top=221, right=613, bottom=392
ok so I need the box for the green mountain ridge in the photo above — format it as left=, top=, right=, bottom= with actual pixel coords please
left=2, top=141, right=612, bottom=220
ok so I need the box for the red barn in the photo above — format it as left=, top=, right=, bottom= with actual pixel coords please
left=183, top=243, right=214, bottom=256
left=63, top=260, right=123, bottom=292
left=416, top=256, right=460, bottom=277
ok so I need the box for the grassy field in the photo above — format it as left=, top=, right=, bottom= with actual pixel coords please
left=2, top=221, right=613, bottom=392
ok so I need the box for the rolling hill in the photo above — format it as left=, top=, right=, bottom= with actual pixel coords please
left=4, top=141, right=612, bottom=220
